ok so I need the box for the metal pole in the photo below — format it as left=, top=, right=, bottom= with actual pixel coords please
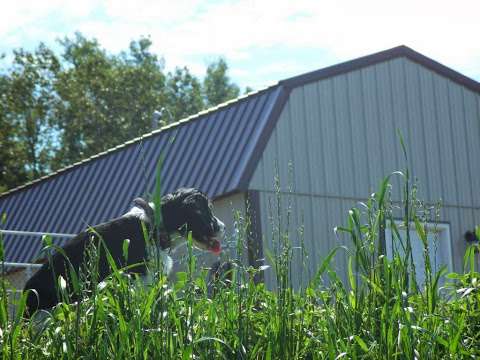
left=0, top=230, right=73, bottom=275
left=1, top=262, right=42, bottom=269
left=0, top=229, right=75, bottom=238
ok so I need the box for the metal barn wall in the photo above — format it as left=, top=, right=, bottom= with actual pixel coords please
left=250, top=57, right=480, bottom=285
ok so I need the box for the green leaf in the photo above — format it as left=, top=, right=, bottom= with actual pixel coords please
left=122, top=238, right=130, bottom=261
left=354, top=335, right=369, bottom=352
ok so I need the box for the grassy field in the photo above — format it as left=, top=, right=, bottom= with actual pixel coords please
left=1, top=165, right=480, bottom=359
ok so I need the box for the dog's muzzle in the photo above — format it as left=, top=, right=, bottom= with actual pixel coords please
left=196, top=217, right=225, bottom=255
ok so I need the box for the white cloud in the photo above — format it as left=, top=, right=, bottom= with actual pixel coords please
left=1, top=0, right=479, bottom=87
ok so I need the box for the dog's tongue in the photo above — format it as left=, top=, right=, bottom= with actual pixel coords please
left=210, top=239, right=222, bottom=255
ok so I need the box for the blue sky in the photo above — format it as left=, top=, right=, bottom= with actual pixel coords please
left=1, top=0, right=479, bottom=90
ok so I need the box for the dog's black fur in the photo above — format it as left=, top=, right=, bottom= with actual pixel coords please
left=24, top=188, right=223, bottom=316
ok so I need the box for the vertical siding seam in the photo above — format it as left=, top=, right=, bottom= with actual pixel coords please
left=400, top=59, right=414, bottom=174
left=416, top=65, right=431, bottom=201
left=346, top=74, right=357, bottom=196
left=273, top=112, right=281, bottom=190
left=387, top=61, right=401, bottom=197
left=389, top=62, right=401, bottom=168
left=430, top=72, right=445, bottom=206
left=315, top=81, right=327, bottom=195
left=287, top=92, right=296, bottom=192
left=330, top=79, right=343, bottom=196
left=306, top=196, right=315, bottom=280
left=301, top=86, right=314, bottom=194
left=461, top=88, right=475, bottom=207
left=359, top=70, right=372, bottom=190
left=373, top=66, right=386, bottom=179
left=446, top=81, right=461, bottom=206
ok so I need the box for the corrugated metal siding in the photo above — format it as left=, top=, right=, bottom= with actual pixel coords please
left=251, top=57, right=480, bottom=278
left=251, top=57, right=480, bottom=206
left=256, top=191, right=352, bottom=288
left=0, top=87, right=282, bottom=264
left=257, top=195, right=477, bottom=288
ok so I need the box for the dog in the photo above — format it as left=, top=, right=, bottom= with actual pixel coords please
left=23, top=188, right=225, bottom=316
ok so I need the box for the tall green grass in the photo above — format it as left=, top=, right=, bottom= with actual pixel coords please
left=1, top=167, right=480, bottom=358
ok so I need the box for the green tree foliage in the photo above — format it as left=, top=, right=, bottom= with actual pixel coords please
left=52, top=34, right=167, bottom=166
left=0, top=75, right=28, bottom=193
left=0, top=34, right=246, bottom=191
left=165, top=67, right=203, bottom=123
left=203, top=58, right=240, bottom=108
left=0, top=44, right=60, bottom=188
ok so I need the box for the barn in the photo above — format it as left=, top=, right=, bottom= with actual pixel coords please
left=1, top=45, right=479, bottom=290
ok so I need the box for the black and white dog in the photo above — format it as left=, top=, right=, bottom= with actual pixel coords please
left=24, top=188, right=224, bottom=316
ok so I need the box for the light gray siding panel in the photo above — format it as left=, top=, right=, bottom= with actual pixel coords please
left=257, top=191, right=361, bottom=288
left=319, top=79, right=342, bottom=195
left=275, top=103, right=291, bottom=190
left=347, top=71, right=370, bottom=196
left=404, top=60, right=429, bottom=200
left=449, top=84, right=473, bottom=207
left=389, top=58, right=413, bottom=199
left=462, top=89, right=480, bottom=205
left=375, top=62, right=400, bottom=193
left=304, top=82, right=326, bottom=194
left=333, top=74, right=355, bottom=197
left=361, top=66, right=385, bottom=192
left=434, top=76, right=459, bottom=205
left=289, top=88, right=311, bottom=193
left=419, top=68, right=443, bottom=202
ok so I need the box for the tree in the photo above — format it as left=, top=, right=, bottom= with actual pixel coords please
left=203, top=58, right=240, bottom=108
left=165, top=67, right=203, bottom=123
left=0, top=75, right=28, bottom=192
left=52, top=34, right=166, bottom=167
left=0, top=44, right=60, bottom=187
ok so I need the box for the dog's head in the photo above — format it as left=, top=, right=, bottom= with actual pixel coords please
left=161, top=188, right=224, bottom=254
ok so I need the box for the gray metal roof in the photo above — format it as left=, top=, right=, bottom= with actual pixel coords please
left=1, top=45, right=479, bottom=266
left=0, top=85, right=288, bottom=264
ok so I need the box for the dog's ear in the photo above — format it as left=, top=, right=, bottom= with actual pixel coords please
left=132, top=198, right=154, bottom=222
left=161, top=191, right=189, bottom=233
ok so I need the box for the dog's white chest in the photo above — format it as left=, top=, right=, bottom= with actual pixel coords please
left=141, top=245, right=173, bottom=286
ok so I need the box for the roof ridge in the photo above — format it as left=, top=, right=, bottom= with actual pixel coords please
left=280, top=45, right=480, bottom=94
left=0, top=83, right=279, bottom=198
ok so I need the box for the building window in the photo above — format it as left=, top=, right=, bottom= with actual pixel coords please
left=385, top=221, right=453, bottom=286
